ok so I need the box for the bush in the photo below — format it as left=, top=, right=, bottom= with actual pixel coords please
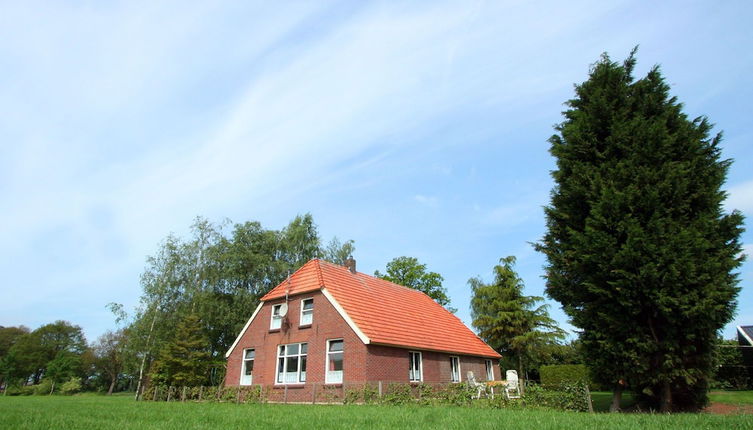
left=60, top=377, right=82, bottom=395
left=4, top=385, right=35, bottom=396
left=522, top=383, right=590, bottom=412
left=33, top=379, right=54, bottom=395
left=540, top=365, right=591, bottom=387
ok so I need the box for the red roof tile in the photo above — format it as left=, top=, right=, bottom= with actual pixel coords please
left=261, top=259, right=500, bottom=358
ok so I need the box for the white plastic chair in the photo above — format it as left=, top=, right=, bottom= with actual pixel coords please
left=504, top=370, right=521, bottom=399
left=467, top=371, right=492, bottom=399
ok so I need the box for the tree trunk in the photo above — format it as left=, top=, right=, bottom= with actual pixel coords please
left=107, top=377, right=116, bottom=395
left=609, top=384, right=623, bottom=412
left=50, top=381, right=55, bottom=395
left=135, top=309, right=159, bottom=401
left=659, top=381, right=672, bottom=413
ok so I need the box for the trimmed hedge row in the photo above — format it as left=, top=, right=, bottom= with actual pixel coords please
left=540, top=364, right=591, bottom=387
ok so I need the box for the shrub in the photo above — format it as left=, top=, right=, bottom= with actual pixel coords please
left=33, top=379, right=54, bottom=395
left=540, top=365, right=590, bottom=387
left=522, top=383, right=590, bottom=412
left=60, top=377, right=82, bottom=395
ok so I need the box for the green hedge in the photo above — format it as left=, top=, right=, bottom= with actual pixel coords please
left=540, top=364, right=591, bottom=387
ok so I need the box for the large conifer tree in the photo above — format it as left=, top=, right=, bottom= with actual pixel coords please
left=536, top=50, right=745, bottom=412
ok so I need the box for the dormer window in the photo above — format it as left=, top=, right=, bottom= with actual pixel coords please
left=300, top=298, right=314, bottom=326
left=270, top=304, right=283, bottom=330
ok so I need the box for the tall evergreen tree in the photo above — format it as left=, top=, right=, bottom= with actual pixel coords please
left=150, top=314, right=211, bottom=387
left=469, top=256, right=565, bottom=380
left=536, top=49, right=745, bottom=412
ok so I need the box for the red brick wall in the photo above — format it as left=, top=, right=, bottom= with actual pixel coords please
left=225, top=290, right=367, bottom=388
left=225, top=291, right=499, bottom=396
left=365, top=344, right=498, bottom=383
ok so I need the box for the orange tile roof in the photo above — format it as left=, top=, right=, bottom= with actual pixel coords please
left=261, top=259, right=501, bottom=358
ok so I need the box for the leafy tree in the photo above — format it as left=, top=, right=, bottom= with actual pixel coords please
left=535, top=49, right=745, bottom=412
left=322, top=237, right=356, bottom=265
left=469, top=256, right=565, bottom=382
left=375, top=256, right=455, bottom=312
left=0, top=326, right=29, bottom=387
left=3, top=321, right=86, bottom=385
left=150, top=314, right=211, bottom=387
left=126, top=213, right=351, bottom=398
left=92, top=329, right=127, bottom=394
left=45, top=351, right=82, bottom=393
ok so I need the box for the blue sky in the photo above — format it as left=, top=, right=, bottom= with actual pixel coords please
left=1, top=1, right=752, bottom=343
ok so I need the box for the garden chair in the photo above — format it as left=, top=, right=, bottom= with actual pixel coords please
left=504, top=370, right=521, bottom=399
left=466, top=371, right=492, bottom=399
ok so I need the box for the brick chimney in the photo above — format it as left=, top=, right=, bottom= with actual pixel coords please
left=344, top=256, right=356, bottom=274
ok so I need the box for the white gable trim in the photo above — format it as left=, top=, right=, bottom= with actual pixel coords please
left=738, top=326, right=753, bottom=346
left=225, top=303, right=263, bottom=358
left=321, top=287, right=370, bottom=345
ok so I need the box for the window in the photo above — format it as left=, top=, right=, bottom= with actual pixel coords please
left=485, top=360, right=494, bottom=381
left=409, top=351, right=422, bottom=382
left=240, top=349, right=254, bottom=385
left=300, top=298, right=314, bottom=326
left=270, top=304, right=283, bottom=330
left=276, top=343, right=307, bottom=384
left=450, top=356, right=460, bottom=383
left=326, top=339, right=344, bottom=384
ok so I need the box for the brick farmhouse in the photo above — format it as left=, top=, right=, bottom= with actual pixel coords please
left=225, top=258, right=501, bottom=398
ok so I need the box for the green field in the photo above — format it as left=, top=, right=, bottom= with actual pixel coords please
left=1, top=393, right=751, bottom=430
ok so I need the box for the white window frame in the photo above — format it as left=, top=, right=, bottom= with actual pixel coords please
left=275, top=342, right=307, bottom=385
left=240, top=348, right=255, bottom=385
left=270, top=304, right=283, bottom=330
left=450, top=356, right=461, bottom=383
left=325, top=339, right=344, bottom=384
left=409, top=351, right=423, bottom=382
left=299, top=298, right=314, bottom=326
left=485, top=359, right=494, bottom=381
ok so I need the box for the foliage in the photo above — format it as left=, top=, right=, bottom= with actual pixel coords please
left=91, top=329, right=127, bottom=394
left=711, top=338, right=750, bottom=390
left=125, top=214, right=353, bottom=394
left=519, top=383, right=590, bottom=412
left=535, top=49, right=745, bottom=412
left=1, top=321, right=87, bottom=386
left=470, top=256, right=565, bottom=377
left=322, top=237, right=356, bottom=266
left=540, top=365, right=591, bottom=387
left=375, top=256, right=455, bottom=312
left=60, top=377, right=82, bottom=395
left=149, top=314, right=211, bottom=387
left=33, top=379, right=54, bottom=395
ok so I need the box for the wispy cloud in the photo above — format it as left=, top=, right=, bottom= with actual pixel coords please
left=414, top=195, right=439, bottom=207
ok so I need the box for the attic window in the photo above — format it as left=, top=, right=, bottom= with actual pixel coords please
left=300, top=298, right=314, bottom=326
left=270, top=304, right=283, bottom=330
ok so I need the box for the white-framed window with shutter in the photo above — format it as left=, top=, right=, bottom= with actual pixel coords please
left=325, top=339, right=343, bottom=384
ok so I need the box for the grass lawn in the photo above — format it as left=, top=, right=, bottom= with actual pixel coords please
left=589, top=391, right=636, bottom=412
left=1, top=394, right=752, bottom=430
left=709, top=391, right=753, bottom=405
